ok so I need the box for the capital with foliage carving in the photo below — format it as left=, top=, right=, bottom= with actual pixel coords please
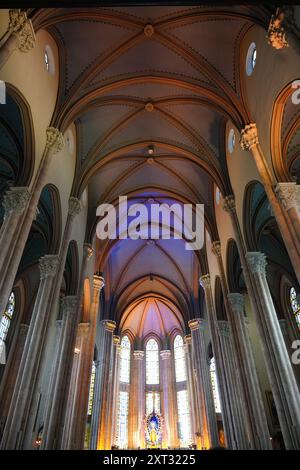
left=223, top=195, right=236, bottom=213
left=188, top=318, right=206, bottom=331
left=39, top=254, right=59, bottom=280
left=275, top=182, right=300, bottom=212
left=228, top=293, right=245, bottom=313
left=240, top=123, right=259, bottom=151
left=211, top=241, right=221, bottom=257
left=246, top=252, right=267, bottom=276
left=133, top=350, right=144, bottom=360
left=68, top=197, right=81, bottom=217
left=199, top=274, right=211, bottom=290
left=217, top=320, right=230, bottom=337
left=3, top=187, right=30, bottom=215
left=93, top=274, right=105, bottom=292
left=61, top=295, right=78, bottom=315
left=267, top=7, right=289, bottom=49
left=46, top=127, right=64, bottom=154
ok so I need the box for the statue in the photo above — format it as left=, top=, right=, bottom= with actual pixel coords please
left=144, top=393, right=163, bottom=448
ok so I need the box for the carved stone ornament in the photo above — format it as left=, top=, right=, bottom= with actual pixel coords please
left=39, top=255, right=59, bottom=279
left=240, top=123, right=259, bottom=151
left=46, top=127, right=64, bottom=154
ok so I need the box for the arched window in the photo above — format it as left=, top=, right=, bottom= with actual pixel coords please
left=87, top=361, right=96, bottom=416
left=119, top=335, right=131, bottom=383
left=174, top=334, right=187, bottom=382
left=290, top=287, right=300, bottom=330
left=146, top=338, right=159, bottom=385
left=209, top=357, right=221, bottom=413
left=0, top=292, right=15, bottom=342
left=177, top=390, right=192, bottom=447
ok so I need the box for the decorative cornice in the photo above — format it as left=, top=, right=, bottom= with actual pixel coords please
left=199, top=274, right=211, bottom=290
left=133, top=350, right=144, bottom=360
left=211, top=241, right=221, bottom=257
left=275, top=182, right=300, bottom=211
left=160, top=349, right=171, bottom=359
left=267, top=7, right=289, bottom=50
left=188, top=318, right=206, bottom=331
left=228, top=293, right=245, bottom=312
left=217, top=320, right=230, bottom=337
left=240, top=123, right=259, bottom=151
left=223, top=195, right=236, bottom=213
left=3, top=187, right=30, bottom=214
left=61, top=295, right=77, bottom=314
left=246, top=252, right=267, bottom=275
left=39, top=254, right=59, bottom=280
left=68, top=197, right=81, bottom=216
left=46, top=127, right=64, bottom=154
left=93, top=274, right=105, bottom=291
left=83, top=243, right=93, bottom=260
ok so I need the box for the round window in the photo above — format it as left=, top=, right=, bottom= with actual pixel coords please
left=44, top=45, right=55, bottom=75
left=216, top=187, right=221, bottom=205
left=228, top=128, right=236, bottom=154
left=246, top=42, right=257, bottom=76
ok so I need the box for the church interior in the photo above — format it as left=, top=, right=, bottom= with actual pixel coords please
left=0, top=4, right=300, bottom=451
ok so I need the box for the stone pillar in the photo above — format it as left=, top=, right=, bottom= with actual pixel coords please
left=246, top=252, right=300, bottom=449
left=188, top=318, right=219, bottom=449
left=0, top=10, right=36, bottom=69
left=199, top=274, right=236, bottom=449
left=128, top=350, right=145, bottom=449
left=110, top=338, right=121, bottom=448
left=42, top=296, right=78, bottom=449
left=92, top=319, right=116, bottom=450
left=160, top=349, right=178, bottom=449
left=0, top=255, right=59, bottom=449
left=240, top=123, right=300, bottom=284
left=0, top=127, right=64, bottom=319
left=184, top=335, right=200, bottom=449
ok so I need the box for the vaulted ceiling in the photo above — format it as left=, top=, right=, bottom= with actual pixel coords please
left=28, top=5, right=273, bottom=324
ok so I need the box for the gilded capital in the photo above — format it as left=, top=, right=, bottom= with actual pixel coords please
left=113, top=335, right=120, bottom=346
left=275, top=182, right=300, bottom=212
left=68, top=197, right=81, bottom=217
left=39, top=254, right=59, bottom=280
left=267, top=8, right=289, bottom=49
left=211, top=241, right=221, bottom=257
left=228, top=293, right=245, bottom=313
left=61, top=295, right=78, bottom=314
left=240, top=123, right=259, bottom=151
left=93, top=274, right=105, bottom=292
left=188, top=318, right=206, bottom=331
left=102, top=319, right=116, bottom=333
left=223, top=195, right=236, bottom=213
left=199, top=274, right=211, bottom=290
left=46, top=127, right=64, bottom=154
left=246, top=252, right=267, bottom=276
left=217, top=320, right=230, bottom=337
left=3, top=187, right=30, bottom=214
left=83, top=243, right=93, bottom=260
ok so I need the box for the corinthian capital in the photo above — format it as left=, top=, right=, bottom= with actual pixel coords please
left=217, top=320, right=230, bottom=337
left=68, top=197, right=81, bottom=217
left=3, top=187, right=30, bottom=214
left=275, top=182, right=300, bottom=211
left=211, top=241, right=221, bottom=257
left=240, top=123, right=259, bottom=151
left=17, top=19, right=35, bottom=52
left=188, top=318, right=206, bottom=331
left=228, top=293, right=245, bottom=312
left=199, top=274, right=211, bottom=290
left=101, top=319, right=116, bottom=332
left=267, top=7, right=289, bottom=50
left=8, top=10, right=28, bottom=33
left=39, top=254, right=59, bottom=279
left=246, top=252, right=267, bottom=275
left=223, top=195, right=235, bottom=213
left=46, top=127, right=64, bottom=154
left=61, top=295, right=78, bottom=314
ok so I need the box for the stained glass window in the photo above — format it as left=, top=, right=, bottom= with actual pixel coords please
left=87, top=361, right=96, bottom=416
left=210, top=357, right=221, bottom=413
left=0, top=292, right=15, bottom=342
left=44, top=50, right=50, bottom=71
left=119, top=335, right=131, bottom=383
left=116, top=391, right=129, bottom=449
left=177, top=390, right=192, bottom=447
left=146, top=338, right=159, bottom=385
left=146, top=391, right=160, bottom=414
left=290, top=287, right=300, bottom=330
left=174, top=334, right=187, bottom=382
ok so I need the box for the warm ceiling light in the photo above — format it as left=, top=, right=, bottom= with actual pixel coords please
left=148, top=145, right=154, bottom=155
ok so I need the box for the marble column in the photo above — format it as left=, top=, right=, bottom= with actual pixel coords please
left=240, top=123, right=300, bottom=284
left=41, top=296, right=78, bottom=449
left=0, top=127, right=64, bottom=320
left=246, top=252, right=300, bottom=449
left=0, top=10, right=36, bottom=69
left=188, top=318, right=219, bottom=449
left=199, top=274, right=236, bottom=449
left=110, top=338, right=121, bottom=448
left=0, top=255, right=59, bottom=449
left=184, top=335, right=200, bottom=449
left=128, top=350, right=145, bottom=449
left=93, top=320, right=116, bottom=450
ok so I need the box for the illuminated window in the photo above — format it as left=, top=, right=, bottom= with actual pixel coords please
left=177, top=390, right=192, bottom=447
left=228, top=128, right=236, bottom=154
left=215, top=187, right=221, bottom=205
left=44, top=50, right=50, bottom=71
left=87, top=361, right=96, bottom=416
left=0, top=292, right=15, bottom=342
left=290, top=287, right=300, bottom=330
left=246, top=42, right=257, bottom=76
left=146, top=391, right=160, bottom=414
left=174, top=334, right=187, bottom=382
left=146, top=338, right=159, bottom=385
left=119, top=335, right=131, bottom=383
left=210, top=357, right=221, bottom=413
left=116, top=391, right=129, bottom=449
